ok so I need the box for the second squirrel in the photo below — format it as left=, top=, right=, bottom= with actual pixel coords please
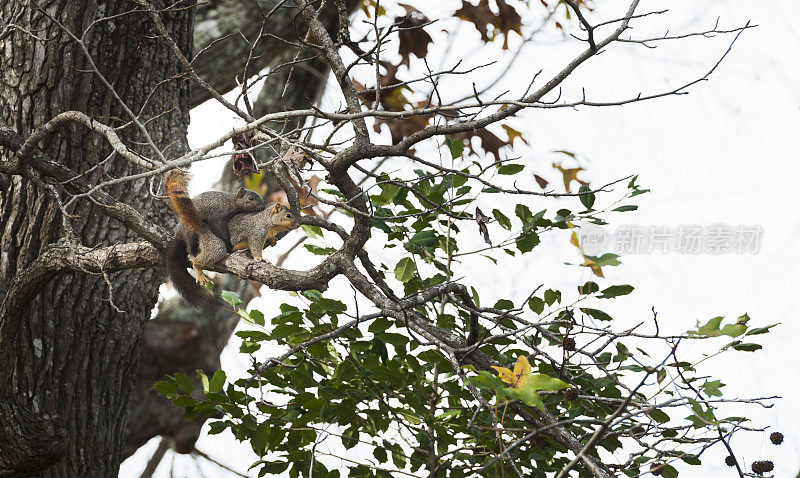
left=228, top=203, right=300, bottom=260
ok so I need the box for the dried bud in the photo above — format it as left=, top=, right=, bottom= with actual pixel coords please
left=563, top=387, right=579, bottom=402
left=751, top=460, right=774, bottom=474
left=769, top=432, right=783, bottom=445
left=562, top=336, right=576, bottom=351
left=724, top=455, right=736, bottom=467
left=629, top=425, right=645, bottom=437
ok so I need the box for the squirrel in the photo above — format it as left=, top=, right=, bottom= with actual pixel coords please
left=164, top=170, right=265, bottom=250
left=164, top=170, right=266, bottom=308
left=228, top=203, right=300, bottom=261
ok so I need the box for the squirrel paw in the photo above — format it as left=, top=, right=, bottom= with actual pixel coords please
left=194, top=271, right=212, bottom=285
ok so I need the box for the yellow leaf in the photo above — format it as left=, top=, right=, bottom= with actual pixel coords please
left=570, top=230, right=580, bottom=248
left=569, top=223, right=604, bottom=277
left=491, top=366, right=515, bottom=384
left=552, top=162, right=589, bottom=193
left=512, top=355, right=531, bottom=387
left=581, top=257, right=604, bottom=278
left=501, top=124, right=528, bottom=147
left=493, top=355, right=533, bottom=388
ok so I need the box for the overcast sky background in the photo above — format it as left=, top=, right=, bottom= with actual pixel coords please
left=121, top=0, right=800, bottom=476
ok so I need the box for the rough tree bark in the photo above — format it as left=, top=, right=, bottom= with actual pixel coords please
left=0, top=1, right=191, bottom=476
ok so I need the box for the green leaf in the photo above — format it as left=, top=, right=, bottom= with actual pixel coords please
left=304, top=244, right=337, bottom=256
left=599, top=285, right=634, bottom=299
left=447, top=138, right=464, bottom=159
left=661, top=464, right=678, bottom=478
left=515, top=231, right=540, bottom=253
left=648, top=408, right=670, bottom=423
left=174, top=373, right=193, bottom=393
left=250, top=309, right=265, bottom=327
left=492, top=209, right=512, bottom=230
left=209, top=370, right=226, bottom=393
left=513, top=373, right=568, bottom=411
left=581, top=308, right=613, bottom=322
left=379, top=183, right=401, bottom=203
left=732, top=343, right=762, bottom=352
left=494, top=299, right=514, bottom=310
left=208, top=420, right=229, bottom=435
left=616, top=342, right=631, bottom=358
left=221, top=290, right=242, bottom=308
left=342, top=427, right=359, bottom=450
left=252, top=423, right=270, bottom=455
left=578, top=281, right=599, bottom=295
left=702, top=380, right=724, bottom=397
left=527, top=374, right=569, bottom=392
left=172, top=396, right=196, bottom=407
left=470, top=286, right=481, bottom=307
left=745, top=324, right=777, bottom=336
left=466, top=371, right=506, bottom=394
left=681, top=455, right=701, bottom=466
left=544, top=289, right=561, bottom=305
left=612, top=205, right=638, bottom=212
left=690, top=317, right=746, bottom=338
left=578, top=184, right=595, bottom=210
left=197, top=370, right=209, bottom=393
left=301, top=224, right=324, bottom=239
left=498, top=164, right=524, bottom=175
left=394, top=257, right=416, bottom=283
left=153, top=381, right=178, bottom=398
left=368, top=317, right=393, bottom=334
left=589, top=253, right=621, bottom=267
left=512, top=386, right=544, bottom=410
left=528, top=297, right=545, bottom=314
left=514, top=204, right=532, bottom=225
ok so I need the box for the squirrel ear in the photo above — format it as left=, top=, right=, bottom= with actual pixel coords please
left=236, top=187, right=246, bottom=197
left=272, top=203, right=282, bottom=213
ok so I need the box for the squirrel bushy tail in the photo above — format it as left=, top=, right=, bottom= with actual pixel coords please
left=165, top=229, right=217, bottom=310
left=164, top=170, right=203, bottom=234
left=164, top=170, right=217, bottom=309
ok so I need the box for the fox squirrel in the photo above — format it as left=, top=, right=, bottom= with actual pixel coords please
left=229, top=203, right=299, bottom=260
left=164, top=170, right=265, bottom=250
left=164, top=170, right=266, bottom=308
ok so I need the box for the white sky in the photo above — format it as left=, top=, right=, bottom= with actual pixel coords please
left=121, top=0, right=800, bottom=476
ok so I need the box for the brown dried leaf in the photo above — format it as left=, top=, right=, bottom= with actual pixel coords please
left=467, top=128, right=507, bottom=162
left=534, top=174, right=549, bottom=189
left=374, top=100, right=433, bottom=145
left=475, top=206, right=492, bottom=245
left=494, top=0, right=523, bottom=49
left=454, top=0, right=522, bottom=49
left=396, top=10, right=433, bottom=66
left=231, top=131, right=258, bottom=180
left=282, top=147, right=308, bottom=169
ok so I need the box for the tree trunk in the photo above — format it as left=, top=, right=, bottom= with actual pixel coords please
left=0, top=1, right=192, bottom=476
left=122, top=0, right=352, bottom=460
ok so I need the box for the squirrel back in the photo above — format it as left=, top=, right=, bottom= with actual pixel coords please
left=229, top=203, right=300, bottom=260
left=164, top=170, right=265, bottom=244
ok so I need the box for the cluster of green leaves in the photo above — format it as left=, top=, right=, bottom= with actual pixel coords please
left=154, top=141, right=775, bottom=477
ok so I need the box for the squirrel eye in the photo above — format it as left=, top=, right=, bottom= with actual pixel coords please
left=286, top=213, right=291, bottom=218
